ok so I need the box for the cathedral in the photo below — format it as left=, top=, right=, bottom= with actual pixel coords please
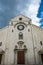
left=0, top=15, right=43, bottom=65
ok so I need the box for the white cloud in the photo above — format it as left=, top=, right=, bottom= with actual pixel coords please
left=19, top=0, right=41, bottom=26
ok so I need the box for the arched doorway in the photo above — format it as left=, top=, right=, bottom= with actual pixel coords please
left=38, top=50, right=43, bottom=64
left=0, top=50, right=5, bottom=64
left=0, top=54, right=2, bottom=64
left=14, top=43, right=27, bottom=64
left=14, top=48, right=27, bottom=64
left=41, top=54, right=43, bottom=63
left=17, top=50, right=25, bottom=64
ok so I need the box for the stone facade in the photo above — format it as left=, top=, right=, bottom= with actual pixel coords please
left=0, top=15, right=43, bottom=65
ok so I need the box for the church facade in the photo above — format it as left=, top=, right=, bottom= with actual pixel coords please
left=0, top=15, right=43, bottom=65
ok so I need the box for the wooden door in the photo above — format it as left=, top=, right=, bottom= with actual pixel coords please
left=0, top=54, right=2, bottom=64
left=41, top=54, right=43, bottom=63
left=17, top=51, right=25, bottom=64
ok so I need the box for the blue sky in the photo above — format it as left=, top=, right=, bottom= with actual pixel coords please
left=0, top=0, right=43, bottom=28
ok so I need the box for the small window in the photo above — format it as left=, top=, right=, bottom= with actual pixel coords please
left=28, top=29, right=30, bottom=31
left=0, top=42, right=2, bottom=46
left=12, top=29, right=14, bottom=32
left=19, top=32, right=23, bottom=39
left=40, top=41, right=42, bottom=45
left=19, top=18, right=22, bottom=20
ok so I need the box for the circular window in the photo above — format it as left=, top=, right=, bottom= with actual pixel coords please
left=17, top=25, right=24, bottom=30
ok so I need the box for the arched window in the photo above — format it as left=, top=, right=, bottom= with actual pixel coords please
left=19, top=32, right=23, bottom=39
left=0, top=42, right=2, bottom=46
left=40, top=41, right=42, bottom=45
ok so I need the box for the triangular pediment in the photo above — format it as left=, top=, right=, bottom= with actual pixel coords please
left=10, top=14, right=31, bottom=22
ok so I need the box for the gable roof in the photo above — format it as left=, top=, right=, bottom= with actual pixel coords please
left=10, top=14, right=31, bottom=22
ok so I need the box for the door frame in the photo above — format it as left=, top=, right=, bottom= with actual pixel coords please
left=39, top=53, right=43, bottom=64
left=0, top=51, right=5, bottom=64
left=41, top=54, right=43, bottom=64
left=14, top=49, right=26, bottom=64
left=40, top=54, right=43, bottom=64
left=0, top=54, right=3, bottom=64
left=17, top=50, right=25, bottom=64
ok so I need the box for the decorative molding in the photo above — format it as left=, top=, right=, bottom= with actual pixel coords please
left=14, top=48, right=27, bottom=51
left=17, top=41, right=24, bottom=48
left=17, top=24, right=24, bottom=31
left=24, top=45, right=27, bottom=50
left=15, top=45, right=18, bottom=49
left=17, top=41, right=24, bottom=45
left=14, top=22, right=27, bottom=28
